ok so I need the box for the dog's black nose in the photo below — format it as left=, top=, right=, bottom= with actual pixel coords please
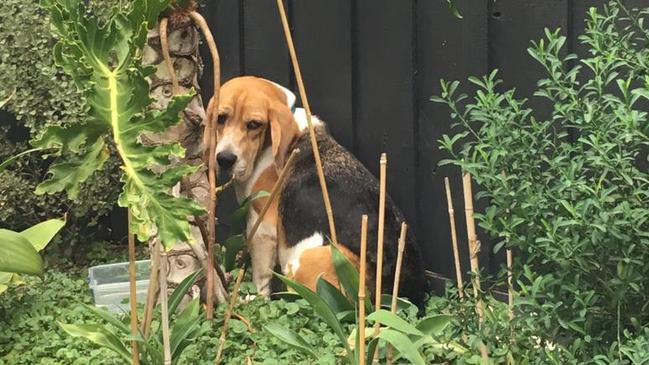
left=216, top=151, right=237, bottom=170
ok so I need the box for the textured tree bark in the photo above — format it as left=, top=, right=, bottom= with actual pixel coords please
left=141, top=10, right=228, bottom=312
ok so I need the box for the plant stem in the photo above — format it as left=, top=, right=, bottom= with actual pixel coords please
left=444, top=177, right=464, bottom=299
left=275, top=0, right=338, bottom=245
left=215, top=267, right=246, bottom=365
left=372, top=153, right=387, bottom=362
left=188, top=10, right=221, bottom=321
left=159, top=246, right=172, bottom=365
left=358, top=215, right=368, bottom=365
left=387, top=222, right=408, bottom=365
left=127, top=210, right=140, bottom=365
left=141, top=239, right=160, bottom=338
left=507, top=249, right=514, bottom=320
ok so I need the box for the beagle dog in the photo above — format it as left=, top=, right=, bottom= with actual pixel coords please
left=215, top=76, right=427, bottom=306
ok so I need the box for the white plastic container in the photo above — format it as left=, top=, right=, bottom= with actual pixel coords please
left=88, top=260, right=151, bottom=313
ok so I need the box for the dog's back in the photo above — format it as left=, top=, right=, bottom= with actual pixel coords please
left=278, top=125, right=428, bottom=306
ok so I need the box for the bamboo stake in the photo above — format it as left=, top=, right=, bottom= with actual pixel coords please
left=507, top=249, right=514, bottom=320
left=462, top=173, right=489, bottom=360
left=189, top=10, right=221, bottom=320
left=127, top=210, right=140, bottom=365
left=370, top=153, right=388, bottom=363
left=141, top=239, right=160, bottom=338
left=358, top=215, right=369, bottom=365
left=214, top=267, right=246, bottom=365
left=462, top=173, right=483, bottom=322
left=444, top=177, right=464, bottom=298
left=387, top=223, right=408, bottom=365
left=159, top=247, right=172, bottom=365
left=276, top=0, right=338, bottom=245
left=374, top=153, right=388, bottom=331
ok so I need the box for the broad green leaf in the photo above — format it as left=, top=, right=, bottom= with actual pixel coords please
left=376, top=328, right=426, bottom=365
left=230, top=190, right=270, bottom=235
left=0, top=229, right=43, bottom=275
left=59, top=322, right=132, bottom=363
left=35, top=138, right=109, bottom=200
left=170, top=298, right=201, bottom=360
left=416, top=314, right=453, bottom=336
left=264, top=323, right=318, bottom=359
left=20, top=218, right=65, bottom=252
left=168, top=268, right=204, bottom=315
left=316, top=275, right=354, bottom=314
left=366, top=310, right=423, bottom=337
left=0, top=148, right=42, bottom=173
left=275, top=273, right=354, bottom=361
left=224, top=234, right=245, bottom=272
left=39, top=0, right=202, bottom=249
left=331, top=244, right=373, bottom=313
left=83, top=304, right=132, bottom=336
left=446, top=0, right=463, bottom=19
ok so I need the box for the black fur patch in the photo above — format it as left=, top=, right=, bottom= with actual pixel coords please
left=278, top=126, right=428, bottom=306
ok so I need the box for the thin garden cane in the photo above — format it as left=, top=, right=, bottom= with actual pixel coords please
left=462, top=173, right=484, bottom=321
left=358, top=215, right=369, bottom=365
left=213, top=149, right=299, bottom=365
left=371, top=153, right=388, bottom=362
left=141, top=239, right=160, bottom=338
left=462, top=173, right=489, bottom=359
left=444, top=177, right=464, bottom=298
left=275, top=0, right=338, bottom=245
left=214, top=267, right=246, bottom=365
left=387, top=223, right=408, bottom=365
left=188, top=10, right=221, bottom=320
left=127, top=210, right=140, bottom=365
left=159, top=246, right=172, bottom=365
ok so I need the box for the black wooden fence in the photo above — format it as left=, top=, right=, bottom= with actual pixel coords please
left=198, top=0, right=647, bottom=279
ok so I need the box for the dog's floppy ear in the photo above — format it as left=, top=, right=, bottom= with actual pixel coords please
left=269, top=101, right=299, bottom=170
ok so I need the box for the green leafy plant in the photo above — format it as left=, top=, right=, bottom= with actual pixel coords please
left=434, top=1, right=649, bottom=362
left=0, top=218, right=65, bottom=295
left=36, top=0, right=203, bottom=249
left=59, top=269, right=205, bottom=364
left=0, top=0, right=122, bottom=245
left=265, top=245, right=461, bottom=364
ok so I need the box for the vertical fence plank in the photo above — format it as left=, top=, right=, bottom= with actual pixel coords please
left=242, top=0, right=290, bottom=86
left=415, top=0, right=488, bottom=278
left=353, top=0, right=417, bottom=230
left=291, top=0, right=354, bottom=150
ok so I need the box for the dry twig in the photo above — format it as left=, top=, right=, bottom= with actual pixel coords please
left=444, top=177, right=464, bottom=298
left=358, top=215, right=369, bottom=365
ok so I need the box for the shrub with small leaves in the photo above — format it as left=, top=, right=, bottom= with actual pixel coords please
left=0, top=0, right=123, bottom=246
left=434, top=1, right=649, bottom=362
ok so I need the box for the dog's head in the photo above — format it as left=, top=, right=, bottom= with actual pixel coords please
left=213, top=76, right=299, bottom=182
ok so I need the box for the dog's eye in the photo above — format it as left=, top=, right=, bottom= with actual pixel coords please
left=247, top=121, right=263, bottom=130
left=216, top=114, right=228, bottom=125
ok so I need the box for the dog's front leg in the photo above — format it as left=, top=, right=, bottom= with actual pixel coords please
left=247, top=215, right=278, bottom=297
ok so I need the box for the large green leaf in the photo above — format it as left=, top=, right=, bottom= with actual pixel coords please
left=376, top=328, right=426, bottom=365
left=224, top=234, right=245, bottom=272
left=168, top=268, right=204, bottom=315
left=38, top=0, right=202, bottom=249
left=275, top=273, right=354, bottom=362
left=59, top=322, right=132, bottom=363
left=170, top=298, right=201, bottom=360
left=230, top=190, right=270, bottom=235
left=0, top=229, right=43, bottom=275
left=20, top=218, right=65, bottom=252
left=416, top=314, right=453, bottom=336
left=264, top=323, right=318, bottom=359
left=331, top=245, right=370, bottom=310
left=83, top=304, right=132, bottom=337
left=315, top=275, right=354, bottom=315
left=366, top=310, right=423, bottom=337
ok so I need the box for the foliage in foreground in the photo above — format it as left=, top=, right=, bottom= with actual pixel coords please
left=0, top=0, right=123, bottom=247
left=37, top=0, right=203, bottom=248
left=435, top=1, right=649, bottom=363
